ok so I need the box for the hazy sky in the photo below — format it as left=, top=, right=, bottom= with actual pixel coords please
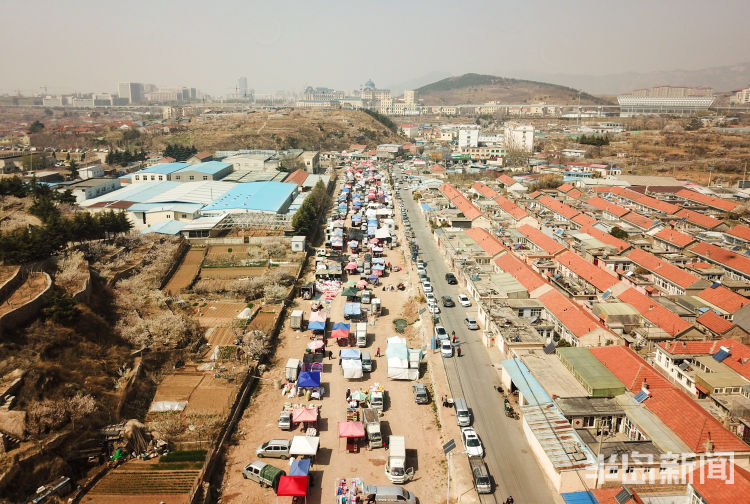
left=2, top=0, right=749, bottom=96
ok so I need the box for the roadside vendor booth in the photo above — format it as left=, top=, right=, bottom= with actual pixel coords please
left=331, top=322, right=351, bottom=346
left=344, top=302, right=361, bottom=321
left=302, top=353, right=323, bottom=372
left=292, top=407, right=319, bottom=432
left=290, top=435, right=320, bottom=461
left=276, top=475, right=308, bottom=504
left=307, top=311, right=327, bottom=335
left=296, top=371, right=322, bottom=400
left=337, top=421, right=365, bottom=453
left=340, top=348, right=363, bottom=380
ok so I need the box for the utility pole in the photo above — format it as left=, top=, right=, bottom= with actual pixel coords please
left=708, top=166, right=714, bottom=187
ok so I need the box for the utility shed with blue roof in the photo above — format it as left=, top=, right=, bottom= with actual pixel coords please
left=172, top=161, right=233, bottom=182
left=131, top=163, right=189, bottom=183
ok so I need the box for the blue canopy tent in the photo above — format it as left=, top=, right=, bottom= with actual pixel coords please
left=297, top=371, right=321, bottom=388
left=290, top=458, right=311, bottom=476
left=307, top=320, right=326, bottom=331
left=372, top=264, right=385, bottom=271
left=340, top=348, right=361, bottom=359
left=332, top=322, right=351, bottom=331
left=344, top=302, right=361, bottom=317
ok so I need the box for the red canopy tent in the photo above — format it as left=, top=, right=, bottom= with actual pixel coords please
left=337, top=421, right=365, bottom=453
left=276, top=475, right=308, bottom=503
left=331, top=328, right=349, bottom=339
left=292, top=407, right=318, bottom=425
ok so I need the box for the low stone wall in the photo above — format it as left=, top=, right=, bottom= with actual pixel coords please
left=0, top=273, right=52, bottom=338
left=159, top=239, right=191, bottom=290
left=0, top=267, right=23, bottom=304
left=71, top=266, right=93, bottom=303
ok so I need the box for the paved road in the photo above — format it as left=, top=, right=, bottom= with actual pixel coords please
left=396, top=169, right=562, bottom=504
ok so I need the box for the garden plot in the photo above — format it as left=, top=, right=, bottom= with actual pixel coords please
left=0, top=272, right=49, bottom=317
left=246, top=303, right=283, bottom=334
left=194, top=301, right=248, bottom=328
left=164, top=249, right=204, bottom=295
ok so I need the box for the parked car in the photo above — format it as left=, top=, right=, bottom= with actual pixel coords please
left=441, top=340, right=453, bottom=358
left=458, top=294, right=471, bottom=307
left=428, top=302, right=441, bottom=314
left=434, top=325, right=448, bottom=340
left=422, top=281, right=433, bottom=293
left=461, top=427, right=484, bottom=458
left=464, top=318, right=479, bottom=330
left=413, top=383, right=429, bottom=404
left=445, top=273, right=458, bottom=285
left=256, top=439, right=291, bottom=459
left=441, top=296, right=455, bottom=307
left=425, top=292, right=435, bottom=305
left=470, top=459, right=492, bottom=494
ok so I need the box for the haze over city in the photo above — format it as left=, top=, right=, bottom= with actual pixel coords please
left=3, top=0, right=750, bottom=96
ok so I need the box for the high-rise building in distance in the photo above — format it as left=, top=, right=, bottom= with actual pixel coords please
left=118, top=82, right=144, bottom=104
left=238, top=77, right=248, bottom=98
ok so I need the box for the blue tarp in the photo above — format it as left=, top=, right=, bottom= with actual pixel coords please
left=307, top=321, right=326, bottom=331
left=289, top=458, right=311, bottom=476
left=352, top=215, right=362, bottom=222
left=561, top=491, right=598, bottom=504
left=500, top=358, right=553, bottom=406
left=367, top=219, right=378, bottom=227
left=297, top=371, right=321, bottom=388
left=372, top=264, right=385, bottom=270
left=340, top=348, right=361, bottom=359
left=344, top=303, right=361, bottom=316
left=332, top=322, right=351, bottom=331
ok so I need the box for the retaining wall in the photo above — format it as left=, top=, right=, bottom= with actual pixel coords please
left=0, top=267, right=22, bottom=304
left=0, top=272, right=52, bottom=338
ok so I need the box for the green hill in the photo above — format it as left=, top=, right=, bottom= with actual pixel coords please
left=416, top=73, right=611, bottom=105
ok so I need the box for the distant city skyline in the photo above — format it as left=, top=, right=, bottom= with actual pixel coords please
left=2, top=0, right=750, bottom=97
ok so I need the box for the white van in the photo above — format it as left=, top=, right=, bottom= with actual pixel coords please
left=455, top=398, right=471, bottom=427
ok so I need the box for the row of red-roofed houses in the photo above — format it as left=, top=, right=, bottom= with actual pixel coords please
left=415, top=177, right=750, bottom=495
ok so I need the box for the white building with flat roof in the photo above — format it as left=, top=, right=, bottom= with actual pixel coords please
left=504, top=123, right=534, bottom=152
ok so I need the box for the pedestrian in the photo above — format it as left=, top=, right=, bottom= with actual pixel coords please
left=376, top=347, right=381, bottom=357
left=457, top=347, right=461, bottom=357
left=506, top=496, right=514, bottom=504
left=346, top=388, right=351, bottom=401
left=328, top=350, right=333, bottom=360
left=452, top=334, right=456, bottom=344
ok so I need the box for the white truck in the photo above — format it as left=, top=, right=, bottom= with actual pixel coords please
left=356, top=322, right=367, bottom=348
left=368, top=384, right=385, bottom=414
left=385, top=435, right=413, bottom=483
left=362, top=407, right=383, bottom=449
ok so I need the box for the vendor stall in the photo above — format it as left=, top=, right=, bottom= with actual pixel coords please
left=276, top=475, right=308, bottom=503
left=290, top=435, right=320, bottom=459
left=337, top=421, right=365, bottom=453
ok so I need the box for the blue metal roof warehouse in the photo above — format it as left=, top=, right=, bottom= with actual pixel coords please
left=201, top=181, right=298, bottom=214
left=175, top=161, right=232, bottom=175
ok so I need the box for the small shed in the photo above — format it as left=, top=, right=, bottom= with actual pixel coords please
left=291, top=236, right=306, bottom=252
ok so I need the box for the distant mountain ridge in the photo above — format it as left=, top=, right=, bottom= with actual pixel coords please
left=415, top=73, right=611, bottom=105
left=527, top=61, right=750, bottom=95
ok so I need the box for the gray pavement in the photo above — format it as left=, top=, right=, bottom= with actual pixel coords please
left=397, top=169, right=563, bottom=504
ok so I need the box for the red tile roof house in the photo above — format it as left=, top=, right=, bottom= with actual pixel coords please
left=554, top=251, right=620, bottom=301
left=689, top=242, right=750, bottom=283
left=675, top=208, right=728, bottom=232
left=534, top=194, right=581, bottom=221
left=577, top=225, right=632, bottom=254
left=627, top=248, right=709, bottom=295
left=463, top=227, right=506, bottom=260
left=514, top=224, right=567, bottom=257
left=493, top=195, right=533, bottom=225
left=694, top=310, right=750, bottom=342
left=584, top=197, right=630, bottom=221
left=437, top=183, right=491, bottom=229
left=494, top=251, right=553, bottom=298
left=538, top=288, right=619, bottom=347
left=653, top=227, right=697, bottom=252
left=470, top=181, right=499, bottom=199
left=725, top=224, right=750, bottom=247
left=616, top=287, right=700, bottom=342
left=675, top=188, right=739, bottom=213
left=687, top=459, right=750, bottom=504
left=695, top=285, right=750, bottom=320
left=590, top=346, right=750, bottom=463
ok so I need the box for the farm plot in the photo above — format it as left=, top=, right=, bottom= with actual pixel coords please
left=205, top=326, right=240, bottom=347
left=164, top=249, right=204, bottom=295
left=83, top=460, right=200, bottom=504
left=0, top=266, right=18, bottom=287
left=199, top=266, right=267, bottom=280
left=148, top=368, right=236, bottom=418
left=194, top=301, right=248, bottom=328
left=246, top=303, right=283, bottom=333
